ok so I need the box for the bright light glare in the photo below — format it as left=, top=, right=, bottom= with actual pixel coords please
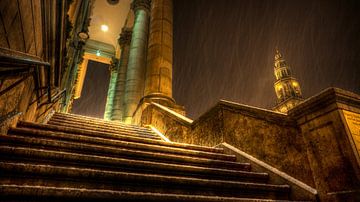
left=101, top=24, right=109, bottom=32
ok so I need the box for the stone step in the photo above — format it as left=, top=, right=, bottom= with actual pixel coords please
left=0, top=162, right=289, bottom=199
left=18, top=121, right=160, bottom=141
left=0, top=134, right=251, bottom=170
left=0, top=146, right=268, bottom=182
left=8, top=128, right=233, bottom=161
left=48, top=120, right=161, bottom=139
left=16, top=121, right=161, bottom=144
left=15, top=122, right=224, bottom=154
left=53, top=112, right=150, bottom=132
left=51, top=114, right=152, bottom=132
left=0, top=184, right=294, bottom=202
left=48, top=118, right=156, bottom=137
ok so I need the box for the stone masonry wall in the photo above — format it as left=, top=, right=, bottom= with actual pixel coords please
left=221, top=107, right=314, bottom=187
left=138, top=88, right=360, bottom=201
left=138, top=100, right=314, bottom=186
left=290, top=89, right=360, bottom=201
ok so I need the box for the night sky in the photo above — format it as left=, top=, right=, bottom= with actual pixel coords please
left=173, top=0, right=360, bottom=118
left=73, top=0, right=360, bottom=119
left=72, top=61, right=110, bottom=118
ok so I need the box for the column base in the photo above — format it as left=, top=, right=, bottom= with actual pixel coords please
left=142, top=93, right=175, bottom=105
left=123, top=117, right=133, bottom=124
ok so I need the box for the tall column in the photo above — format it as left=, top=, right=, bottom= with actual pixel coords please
left=144, top=0, right=174, bottom=103
left=111, top=28, right=132, bottom=121
left=123, top=0, right=151, bottom=123
left=104, top=58, right=118, bottom=120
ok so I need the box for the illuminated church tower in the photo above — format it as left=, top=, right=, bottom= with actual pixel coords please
left=273, top=49, right=303, bottom=113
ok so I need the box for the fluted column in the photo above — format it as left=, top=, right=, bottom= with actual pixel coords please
left=144, top=0, right=173, bottom=102
left=104, top=58, right=118, bottom=120
left=111, top=28, right=132, bottom=121
left=123, top=0, right=151, bottom=123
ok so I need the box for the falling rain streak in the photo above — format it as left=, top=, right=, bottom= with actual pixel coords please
left=74, top=0, right=360, bottom=119
left=173, top=0, right=360, bottom=119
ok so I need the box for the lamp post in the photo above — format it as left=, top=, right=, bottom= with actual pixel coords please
left=76, top=30, right=89, bottom=49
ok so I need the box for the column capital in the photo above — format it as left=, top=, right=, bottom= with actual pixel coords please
left=131, top=0, right=151, bottom=13
left=109, top=57, right=119, bottom=72
left=118, top=27, right=132, bottom=47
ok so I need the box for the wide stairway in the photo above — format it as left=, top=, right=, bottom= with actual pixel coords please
left=0, top=112, right=296, bottom=201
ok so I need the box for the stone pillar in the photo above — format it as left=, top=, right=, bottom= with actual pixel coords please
left=123, top=0, right=151, bottom=123
left=144, top=0, right=174, bottom=103
left=104, top=58, right=118, bottom=120
left=111, top=28, right=132, bottom=121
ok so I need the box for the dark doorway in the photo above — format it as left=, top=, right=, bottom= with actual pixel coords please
left=71, top=60, right=110, bottom=118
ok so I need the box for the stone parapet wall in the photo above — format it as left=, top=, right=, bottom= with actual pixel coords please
left=137, top=87, right=360, bottom=202
left=135, top=98, right=314, bottom=186
left=220, top=104, right=314, bottom=187
left=289, top=88, right=360, bottom=201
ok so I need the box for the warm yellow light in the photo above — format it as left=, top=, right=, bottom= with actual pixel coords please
left=292, top=82, right=298, bottom=87
left=101, top=24, right=109, bottom=32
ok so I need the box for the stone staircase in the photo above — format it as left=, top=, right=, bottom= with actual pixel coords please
left=0, top=112, right=299, bottom=201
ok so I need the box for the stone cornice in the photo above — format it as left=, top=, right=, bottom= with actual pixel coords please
left=218, top=100, right=296, bottom=126
left=144, top=98, right=297, bottom=128
left=143, top=88, right=360, bottom=130
left=84, top=39, right=115, bottom=59
left=151, top=102, right=193, bottom=125
left=131, top=0, right=151, bottom=13
left=288, top=87, right=360, bottom=119
left=132, top=99, right=191, bottom=127
left=190, top=100, right=296, bottom=127
left=273, top=97, right=304, bottom=108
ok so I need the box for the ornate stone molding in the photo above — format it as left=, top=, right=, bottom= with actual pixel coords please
left=118, top=28, right=132, bottom=47
left=77, top=49, right=85, bottom=64
left=131, top=0, right=151, bottom=13
left=109, top=57, right=119, bottom=72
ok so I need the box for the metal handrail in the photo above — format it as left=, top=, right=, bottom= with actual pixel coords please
left=51, top=89, right=66, bottom=102
left=37, top=89, right=67, bottom=119
left=0, top=48, right=50, bottom=67
left=0, top=48, right=52, bottom=103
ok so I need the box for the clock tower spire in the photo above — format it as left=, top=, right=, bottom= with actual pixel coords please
left=273, top=49, right=303, bottom=113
